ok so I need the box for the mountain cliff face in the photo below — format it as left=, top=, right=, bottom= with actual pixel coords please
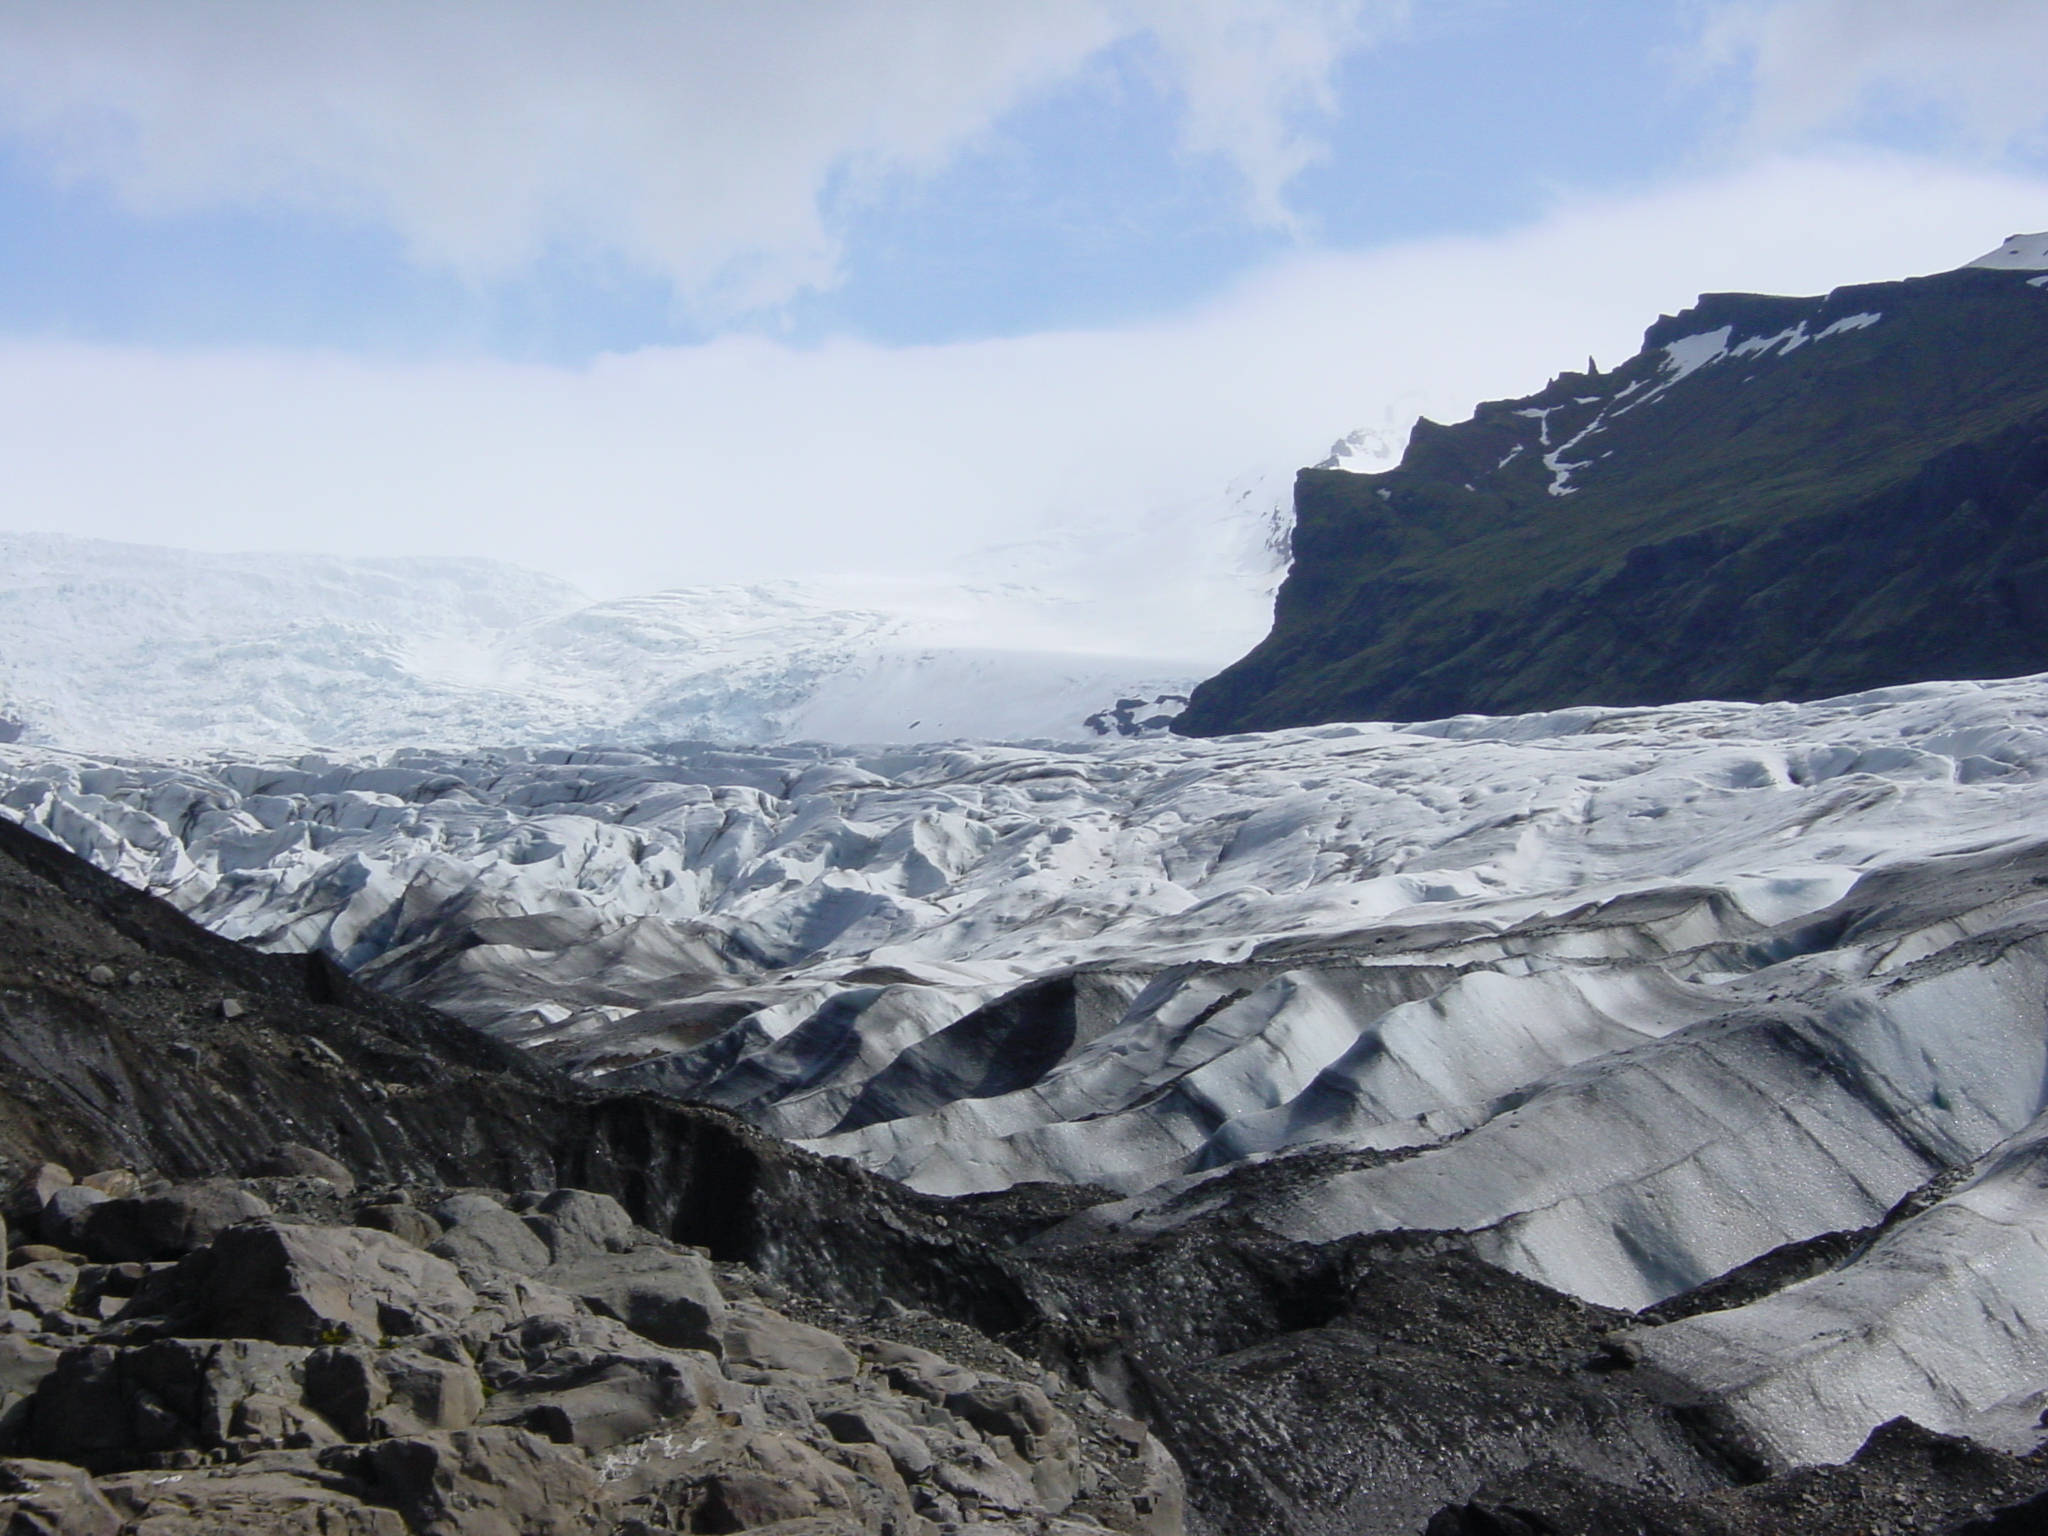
left=1179, top=251, right=2048, bottom=735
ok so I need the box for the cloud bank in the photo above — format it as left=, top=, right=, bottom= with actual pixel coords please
left=0, top=0, right=1404, bottom=312
left=1707, top=0, right=2048, bottom=154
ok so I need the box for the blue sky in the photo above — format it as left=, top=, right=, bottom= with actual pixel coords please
left=0, top=2, right=1744, bottom=357
left=0, top=0, right=2045, bottom=618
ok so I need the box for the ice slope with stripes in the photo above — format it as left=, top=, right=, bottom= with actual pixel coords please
left=11, top=677, right=2048, bottom=1464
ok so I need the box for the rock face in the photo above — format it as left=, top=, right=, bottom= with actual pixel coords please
left=1179, top=261, right=2048, bottom=733
left=1, top=1177, right=1177, bottom=1536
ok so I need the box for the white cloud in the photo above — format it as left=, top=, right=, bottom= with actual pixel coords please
left=0, top=0, right=1397, bottom=311
left=0, top=152, right=2040, bottom=653
left=1705, top=0, right=2048, bottom=154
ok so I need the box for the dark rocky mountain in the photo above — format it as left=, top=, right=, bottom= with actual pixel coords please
left=1180, top=254, right=2048, bottom=735
left=6, top=793, right=2048, bottom=1531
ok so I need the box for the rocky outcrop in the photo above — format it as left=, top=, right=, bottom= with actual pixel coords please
left=1, top=1170, right=1179, bottom=1536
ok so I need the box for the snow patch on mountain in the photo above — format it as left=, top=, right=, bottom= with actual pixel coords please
left=1969, top=231, right=2048, bottom=270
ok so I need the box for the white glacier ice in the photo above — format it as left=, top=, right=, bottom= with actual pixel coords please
left=11, top=673, right=2048, bottom=1350
left=0, top=532, right=1278, bottom=756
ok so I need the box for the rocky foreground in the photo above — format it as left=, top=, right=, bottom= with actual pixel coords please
left=4, top=772, right=2048, bottom=1533
left=0, top=1159, right=1177, bottom=1535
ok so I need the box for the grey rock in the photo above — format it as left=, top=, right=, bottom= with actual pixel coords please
left=0, top=1335, right=60, bottom=1399
left=429, top=1208, right=552, bottom=1278
left=30, top=1337, right=317, bottom=1460
left=946, top=1381, right=1082, bottom=1509
left=718, top=1303, right=858, bottom=1381
left=542, top=1250, right=725, bottom=1352
left=74, top=1181, right=271, bottom=1263
left=820, top=1404, right=936, bottom=1479
left=304, top=1346, right=485, bottom=1440
left=6, top=1259, right=78, bottom=1318
left=251, top=1143, right=357, bottom=1193
left=0, top=1457, right=120, bottom=1536
left=430, top=1194, right=509, bottom=1227
left=477, top=1313, right=725, bottom=1451
left=524, top=1188, right=634, bottom=1263
left=36, top=1186, right=109, bottom=1250
left=355, top=1203, right=443, bottom=1249
left=176, top=1221, right=477, bottom=1346
left=85, top=965, right=114, bottom=986
left=347, top=1427, right=600, bottom=1536
left=95, top=1453, right=401, bottom=1535
left=866, top=1340, right=978, bottom=1403
left=6, top=1165, right=70, bottom=1226
left=453, top=1271, right=582, bottom=1355
left=607, top=1427, right=863, bottom=1533
left=929, top=1434, right=1038, bottom=1515
left=376, top=1348, right=486, bottom=1437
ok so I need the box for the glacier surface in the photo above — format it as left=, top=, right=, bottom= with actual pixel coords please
left=10, top=674, right=2048, bottom=1464
left=0, top=527, right=1287, bottom=756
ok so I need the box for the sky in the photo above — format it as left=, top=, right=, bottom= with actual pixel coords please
left=1, top=0, right=2047, bottom=647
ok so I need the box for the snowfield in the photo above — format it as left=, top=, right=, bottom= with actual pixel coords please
left=0, top=504, right=1294, bottom=756
left=11, top=674, right=2048, bottom=1468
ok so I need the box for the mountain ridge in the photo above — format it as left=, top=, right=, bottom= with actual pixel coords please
left=1179, top=256, right=2048, bottom=734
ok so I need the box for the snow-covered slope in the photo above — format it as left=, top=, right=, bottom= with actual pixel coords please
left=0, top=532, right=1265, bottom=754
left=1969, top=230, right=2048, bottom=270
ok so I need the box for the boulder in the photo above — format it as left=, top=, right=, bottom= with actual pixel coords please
left=5, top=1165, right=71, bottom=1225
left=7, top=1246, right=72, bottom=1266
left=37, top=1187, right=109, bottom=1250
left=819, top=1404, right=936, bottom=1479
left=542, top=1250, right=725, bottom=1352
left=76, top=1170, right=139, bottom=1200
left=430, top=1194, right=510, bottom=1227
left=30, top=1337, right=319, bottom=1462
left=927, top=1434, right=1038, bottom=1516
left=303, top=1345, right=485, bottom=1440
left=0, top=1335, right=60, bottom=1399
left=94, top=1452, right=401, bottom=1535
left=608, top=1427, right=863, bottom=1534
left=346, top=1427, right=600, bottom=1536
left=523, top=1190, right=634, bottom=1264
left=866, top=1339, right=978, bottom=1403
left=453, top=1272, right=582, bottom=1355
left=0, top=1458, right=120, bottom=1536
left=6, top=1259, right=78, bottom=1318
left=251, top=1144, right=358, bottom=1193
left=355, top=1203, right=443, bottom=1249
left=74, top=1181, right=272, bottom=1263
left=477, top=1314, right=725, bottom=1451
left=945, top=1380, right=1082, bottom=1509
left=429, top=1208, right=552, bottom=1279
left=719, top=1303, right=857, bottom=1381
left=177, top=1222, right=476, bottom=1346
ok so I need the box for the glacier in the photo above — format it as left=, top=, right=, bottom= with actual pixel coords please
left=11, top=672, right=2048, bottom=1470
left=0, top=515, right=1295, bottom=756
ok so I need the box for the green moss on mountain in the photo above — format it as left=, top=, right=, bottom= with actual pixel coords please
left=1179, top=266, right=2048, bottom=734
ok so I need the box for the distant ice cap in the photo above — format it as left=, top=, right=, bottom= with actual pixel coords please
left=1966, top=232, right=2048, bottom=271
